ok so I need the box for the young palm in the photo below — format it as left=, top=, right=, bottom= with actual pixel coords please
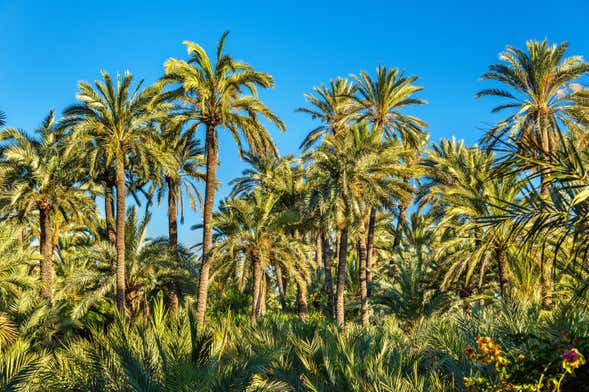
left=212, top=189, right=308, bottom=319
left=477, top=39, right=589, bottom=308
left=63, top=71, right=170, bottom=312
left=161, top=32, right=285, bottom=326
left=0, top=112, right=95, bottom=302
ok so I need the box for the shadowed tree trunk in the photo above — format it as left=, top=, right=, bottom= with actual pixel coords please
left=496, top=247, right=510, bottom=298
left=275, top=263, right=287, bottom=312
left=358, top=237, right=369, bottom=326
left=104, top=185, right=116, bottom=245
left=393, top=202, right=408, bottom=250
left=321, top=233, right=335, bottom=317
left=335, top=227, right=348, bottom=327
left=259, top=273, right=267, bottom=316
left=39, top=206, right=54, bottom=303
left=296, top=281, right=308, bottom=322
left=166, top=176, right=180, bottom=311
left=196, top=124, right=218, bottom=327
left=115, top=156, right=127, bottom=313
left=252, top=254, right=262, bottom=319
left=366, top=208, right=376, bottom=296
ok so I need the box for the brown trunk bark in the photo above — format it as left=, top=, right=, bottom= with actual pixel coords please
left=39, top=207, right=54, bottom=303
left=252, top=254, right=262, bottom=319
left=358, top=237, right=369, bottom=327
left=540, top=129, right=553, bottom=309
left=275, top=263, right=287, bottom=312
left=315, top=234, right=322, bottom=270
left=496, top=247, right=510, bottom=298
left=104, top=185, right=116, bottom=245
left=335, top=227, right=348, bottom=327
left=115, top=156, right=127, bottom=313
left=296, top=280, right=309, bottom=322
left=196, top=124, right=218, bottom=327
left=366, top=208, right=376, bottom=296
left=259, top=273, right=267, bottom=316
left=166, top=176, right=180, bottom=311
left=322, top=233, right=335, bottom=317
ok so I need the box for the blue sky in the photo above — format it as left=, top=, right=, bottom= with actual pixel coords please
left=2, top=0, right=589, bottom=246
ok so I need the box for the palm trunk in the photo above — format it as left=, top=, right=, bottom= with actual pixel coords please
left=275, top=263, right=287, bottom=312
left=105, top=185, right=116, bottom=245
left=335, top=227, right=348, bottom=327
left=296, top=280, right=309, bottom=322
left=357, top=238, right=369, bottom=326
left=496, top=247, right=510, bottom=298
left=252, top=254, right=262, bottom=319
left=393, top=202, right=408, bottom=250
left=166, top=176, right=180, bottom=311
left=322, top=233, right=335, bottom=317
left=259, top=274, right=267, bottom=316
left=39, top=206, right=54, bottom=303
left=366, top=208, right=376, bottom=296
left=196, top=124, right=218, bottom=327
left=115, top=156, right=127, bottom=313
left=540, top=131, right=553, bottom=309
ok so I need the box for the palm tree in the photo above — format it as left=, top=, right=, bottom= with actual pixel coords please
left=161, top=32, right=285, bottom=326
left=420, top=138, right=523, bottom=299
left=63, top=71, right=170, bottom=312
left=0, top=111, right=6, bottom=127
left=306, top=124, right=409, bottom=326
left=152, top=118, right=205, bottom=309
left=296, top=77, right=357, bottom=150
left=477, top=39, right=589, bottom=308
left=212, top=190, right=308, bottom=320
left=0, top=112, right=95, bottom=303
left=351, top=67, right=427, bottom=301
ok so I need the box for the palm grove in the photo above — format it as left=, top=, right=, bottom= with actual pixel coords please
left=1, top=36, right=589, bottom=390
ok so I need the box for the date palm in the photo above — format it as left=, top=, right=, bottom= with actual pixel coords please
left=0, top=112, right=95, bottom=303
left=351, top=67, right=427, bottom=295
left=306, top=124, right=409, bottom=326
left=152, top=119, right=205, bottom=309
left=477, top=39, right=589, bottom=308
left=63, top=71, right=170, bottom=312
left=296, top=77, right=357, bottom=150
left=161, top=32, right=285, bottom=326
left=212, top=189, right=308, bottom=319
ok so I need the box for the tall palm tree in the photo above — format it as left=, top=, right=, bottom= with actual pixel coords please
left=296, top=77, right=357, bottom=150
left=351, top=66, right=427, bottom=297
left=153, top=119, right=205, bottom=309
left=63, top=71, right=170, bottom=312
left=0, top=112, right=95, bottom=302
left=477, top=39, right=589, bottom=308
left=306, top=124, right=408, bottom=326
left=161, top=32, right=285, bottom=326
left=0, top=111, right=6, bottom=127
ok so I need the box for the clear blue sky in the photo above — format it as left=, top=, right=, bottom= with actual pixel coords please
left=2, top=0, right=589, bottom=246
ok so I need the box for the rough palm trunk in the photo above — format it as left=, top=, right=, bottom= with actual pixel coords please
left=540, top=130, right=553, bottom=309
left=358, top=238, right=369, bottom=326
left=275, top=263, right=287, bottom=312
left=335, top=227, right=348, bottom=327
left=115, top=156, right=127, bottom=313
left=166, top=176, right=180, bottom=311
left=321, top=233, right=335, bottom=317
left=252, top=254, right=262, bottom=319
left=366, top=208, right=376, bottom=296
left=259, top=274, right=267, bottom=316
left=196, top=124, right=218, bottom=327
left=393, top=202, right=408, bottom=250
left=296, top=281, right=309, bottom=322
left=496, top=247, right=510, bottom=298
left=39, top=206, right=54, bottom=303
left=104, top=185, right=116, bottom=245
